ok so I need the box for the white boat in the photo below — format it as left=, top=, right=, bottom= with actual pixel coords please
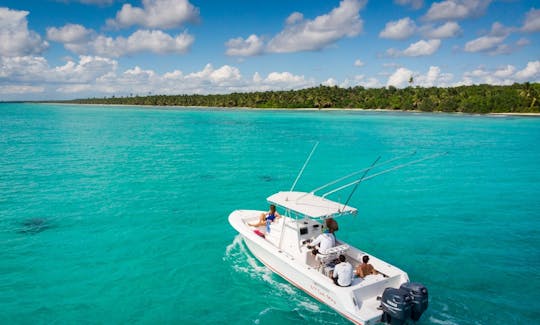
left=229, top=149, right=437, bottom=325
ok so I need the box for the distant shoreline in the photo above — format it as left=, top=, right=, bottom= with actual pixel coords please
left=37, top=102, right=540, bottom=116
left=42, top=83, right=540, bottom=115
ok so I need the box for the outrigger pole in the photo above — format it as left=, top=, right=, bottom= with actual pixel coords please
left=301, top=151, right=417, bottom=199
left=341, top=155, right=381, bottom=211
left=290, top=141, right=319, bottom=192
left=322, top=152, right=448, bottom=198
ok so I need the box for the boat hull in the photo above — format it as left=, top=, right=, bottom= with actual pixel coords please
left=241, top=234, right=366, bottom=324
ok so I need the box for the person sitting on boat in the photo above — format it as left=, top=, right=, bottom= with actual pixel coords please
left=249, top=204, right=281, bottom=227
left=332, top=255, right=353, bottom=287
left=355, top=255, right=379, bottom=278
left=307, top=228, right=335, bottom=256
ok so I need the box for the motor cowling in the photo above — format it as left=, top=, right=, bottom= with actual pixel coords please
left=380, top=288, right=412, bottom=325
left=400, top=282, right=429, bottom=321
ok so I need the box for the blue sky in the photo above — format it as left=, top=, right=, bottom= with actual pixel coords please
left=1, top=0, right=539, bottom=100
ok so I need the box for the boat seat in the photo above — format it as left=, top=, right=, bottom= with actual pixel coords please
left=317, top=244, right=349, bottom=264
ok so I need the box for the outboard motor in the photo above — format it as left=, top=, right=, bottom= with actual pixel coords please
left=400, top=282, right=429, bottom=321
left=380, top=287, right=412, bottom=325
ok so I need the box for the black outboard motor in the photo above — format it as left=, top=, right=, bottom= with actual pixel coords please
left=400, top=282, right=429, bottom=321
left=380, top=287, right=412, bottom=325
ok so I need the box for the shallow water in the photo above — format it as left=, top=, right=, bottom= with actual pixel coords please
left=1, top=103, right=539, bottom=324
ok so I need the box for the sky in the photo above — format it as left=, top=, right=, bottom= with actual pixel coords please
left=1, top=0, right=539, bottom=100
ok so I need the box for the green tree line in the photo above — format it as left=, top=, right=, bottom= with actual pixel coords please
left=65, top=82, right=540, bottom=113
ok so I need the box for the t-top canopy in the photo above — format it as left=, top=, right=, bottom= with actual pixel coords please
left=267, top=191, right=357, bottom=219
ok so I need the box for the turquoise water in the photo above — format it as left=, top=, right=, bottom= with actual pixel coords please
left=1, top=103, right=539, bottom=324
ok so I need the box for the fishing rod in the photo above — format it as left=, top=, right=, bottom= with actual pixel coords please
left=322, top=152, right=448, bottom=198
left=303, top=151, right=417, bottom=198
left=341, top=155, right=381, bottom=211
left=290, top=141, right=319, bottom=192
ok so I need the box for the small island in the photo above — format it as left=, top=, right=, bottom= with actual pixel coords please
left=65, top=83, right=540, bottom=114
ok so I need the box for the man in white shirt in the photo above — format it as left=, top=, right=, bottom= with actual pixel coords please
left=332, top=255, right=353, bottom=287
left=308, top=230, right=335, bottom=255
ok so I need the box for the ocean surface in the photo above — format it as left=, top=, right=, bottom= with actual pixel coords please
left=1, top=103, right=539, bottom=325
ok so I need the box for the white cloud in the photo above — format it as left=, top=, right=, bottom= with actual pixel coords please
left=185, top=63, right=241, bottom=84
left=225, top=0, right=366, bottom=56
left=0, top=8, right=48, bottom=57
left=163, top=70, right=183, bottom=80
left=465, top=68, right=488, bottom=78
left=387, top=66, right=453, bottom=87
left=264, top=72, right=306, bottom=84
left=0, top=56, right=49, bottom=82
left=0, top=85, right=44, bottom=94
left=107, top=64, right=308, bottom=93
left=422, top=21, right=462, bottom=38
left=424, top=0, right=492, bottom=21
left=47, top=23, right=159, bottom=57
left=51, top=56, right=118, bottom=83
left=379, top=17, right=416, bottom=40
left=286, top=12, right=304, bottom=25
left=252, top=72, right=263, bottom=83
left=209, top=65, right=242, bottom=83
left=58, top=29, right=194, bottom=57
left=388, top=39, right=441, bottom=57
left=489, top=22, right=513, bottom=37
left=464, top=22, right=511, bottom=54
left=107, top=0, right=200, bottom=29
left=225, top=34, right=264, bottom=56
left=461, top=61, right=540, bottom=85
left=1, top=54, right=317, bottom=99
left=0, top=55, right=117, bottom=86
left=394, top=0, right=424, bottom=10
left=354, top=59, right=364, bottom=67
left=122, top=66, right=156, bottom=82
left=493, top=65, right=516, bottom=78
left=255, top=71, right=313, bottom=91
left=47, top=24, right=94, bottom=43
left=464, top=35, right=505, bottom=52
left=387, top=67, right=414, bottom=87
left=2, top=54, right=538, bottom=100
left=360, top=77, right=383, bottom=88
left=123, top=30, right=194, bottom=54
left=322, top=78, right=338, bottom=86
left=266, top=0, right=366, bottom=53
left=515, top=61, right=540, bottom=80
left=354, top=75, right=383, bottom=88
left=416, top=66, right=453, bottom=86
left=522, top=8, right=540, bottom=32
left=487, top=36, right=528, bottom=56
left=516, top=38, right=530, bottom=47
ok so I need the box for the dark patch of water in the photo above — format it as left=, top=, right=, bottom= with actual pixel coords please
left=17, top=218, right=52, bottom=234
